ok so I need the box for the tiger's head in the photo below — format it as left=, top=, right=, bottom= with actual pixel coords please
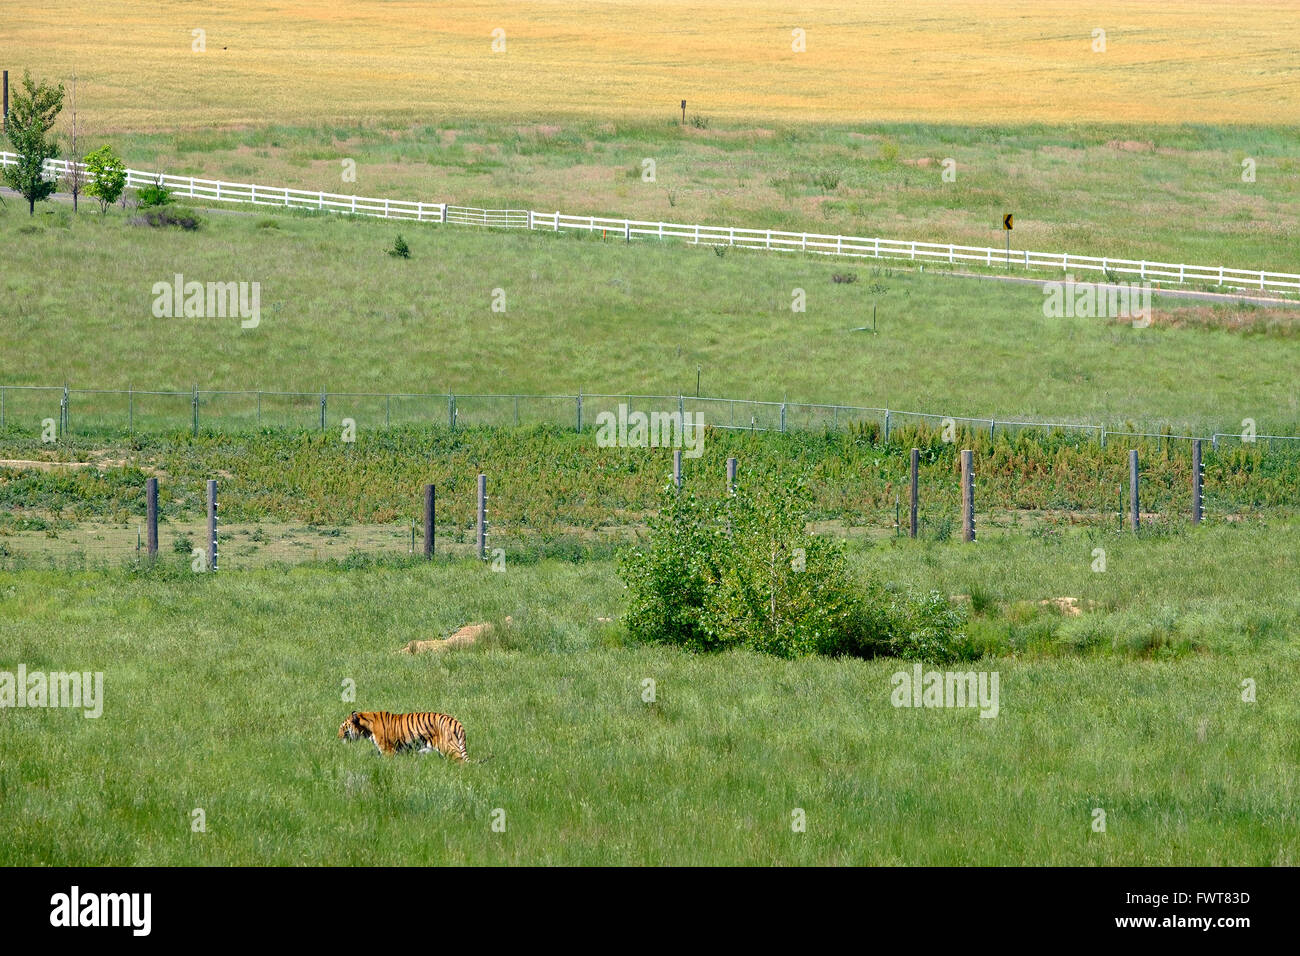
left=338, top=711, right=372, bottom=742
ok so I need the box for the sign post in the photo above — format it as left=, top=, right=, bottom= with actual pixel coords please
left=1002, top=213, right=1013, bottom=272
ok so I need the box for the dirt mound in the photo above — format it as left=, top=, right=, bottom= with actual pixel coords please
left=1040, top=597, right=1083, bottom=617
left=400, top=617, right=512, bottom=654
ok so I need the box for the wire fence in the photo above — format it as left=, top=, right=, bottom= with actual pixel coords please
left=4, top=384, right=1297, bottom=452
left=5, top=151, right=1299, bottom=295
left=3, top=390, right=1299, bottom=571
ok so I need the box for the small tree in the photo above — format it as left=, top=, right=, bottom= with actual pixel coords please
left=388, top=234, right=411, bottom=258
left=84, top=145, right=126, bottom=215
left=3, top=71, right=65, bottom=215
left=62, top=73, right=84, bottom=212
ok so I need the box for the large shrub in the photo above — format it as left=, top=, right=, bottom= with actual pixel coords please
left=619, top=477, right=968, bottom=661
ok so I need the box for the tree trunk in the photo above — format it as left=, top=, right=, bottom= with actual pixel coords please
left=28, top=196, right=34, bottom=215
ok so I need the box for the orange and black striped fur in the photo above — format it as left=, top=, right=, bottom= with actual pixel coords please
left=338, top=710, right=469, bottom=761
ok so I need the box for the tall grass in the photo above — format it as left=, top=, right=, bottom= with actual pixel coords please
left=1, top=539, right=1296, bottom=865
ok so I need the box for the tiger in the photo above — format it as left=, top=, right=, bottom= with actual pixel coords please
left=338, top=710, right=469, bottom=762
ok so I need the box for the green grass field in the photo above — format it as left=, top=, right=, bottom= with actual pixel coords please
left=5, top=11, right=1300, bottom=867
left=3, top=198, right=1299, bottom=435
left=3, top=525, right=1297, bottom=866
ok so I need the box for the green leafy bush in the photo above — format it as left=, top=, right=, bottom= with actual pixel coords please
left=136, top=181, right=173, bottom=208
left=388, top=234, right=411, bottom=258
left=619, top=477, right=968, bottom=661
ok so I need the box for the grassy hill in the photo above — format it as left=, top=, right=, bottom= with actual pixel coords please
left=3, top=199, right=1298, bottom=435
left=14, top=1, right=1300, bottom=127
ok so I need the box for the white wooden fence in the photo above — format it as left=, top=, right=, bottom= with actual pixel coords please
left=6, top=151, right=1299, bottom=294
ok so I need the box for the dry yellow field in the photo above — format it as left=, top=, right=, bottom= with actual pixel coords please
left=7, top=0, right=1299, bottom=130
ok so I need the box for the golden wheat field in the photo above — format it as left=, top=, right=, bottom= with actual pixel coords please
left=7, top=0, right=1299, bottom=130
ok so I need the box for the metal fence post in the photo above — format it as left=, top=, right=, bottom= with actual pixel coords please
left=576, top=391, right=583, bottom=433
left=961, top=449, right=975, bottom=542
left=780, top=402, right=787, bottom=433
left=727, top=457, right=737, bottom=494
left=449, top=393, right=456, bottom=430
left=476, top=473, right=487, bottom=560
left=146, top=477, right=158, bottom=561
left=1192, top=439, right=1203, bottom=525
left=192, top=385, right=199, bottom=436
left=424, top=484, right=436, bottom=559
left=1129, top=449, right=1140, bottom=531
left=320, top=388, right=327, bottom=431
left=674, top=449, right=682, bottom=490
left=207, top=479, right=218, bottom=571
left=884, top=409, right=891, bottom=443
left=909, top=448, right=919, bottom=539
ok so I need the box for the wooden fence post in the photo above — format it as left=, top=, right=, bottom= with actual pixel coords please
left=207, top=479, right=218, bottom=571
left=909, top=448, right=919, bottom=538
left=727, top=457, right=737, bottom=494
left=424, top=484, right=435, bottom=559
left=1192, top=440, right=1203, bottom=525
left=146, top=477, right=158, bottom=561
left=961, top=449, right=975, bottom=542
left=477, top=473, right=487, bottom=560
left=1129, top=449, right=1140, bottom=531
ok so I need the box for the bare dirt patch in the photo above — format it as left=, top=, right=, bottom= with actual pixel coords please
left=1105, top=139, right=1155, bottom=153
left=0, top=459, right=92, bottom=472
left=1110, top=305, right=1300, bottom=336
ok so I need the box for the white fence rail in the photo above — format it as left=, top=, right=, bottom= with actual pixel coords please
left=6, top=151, right=1299, bottom=294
